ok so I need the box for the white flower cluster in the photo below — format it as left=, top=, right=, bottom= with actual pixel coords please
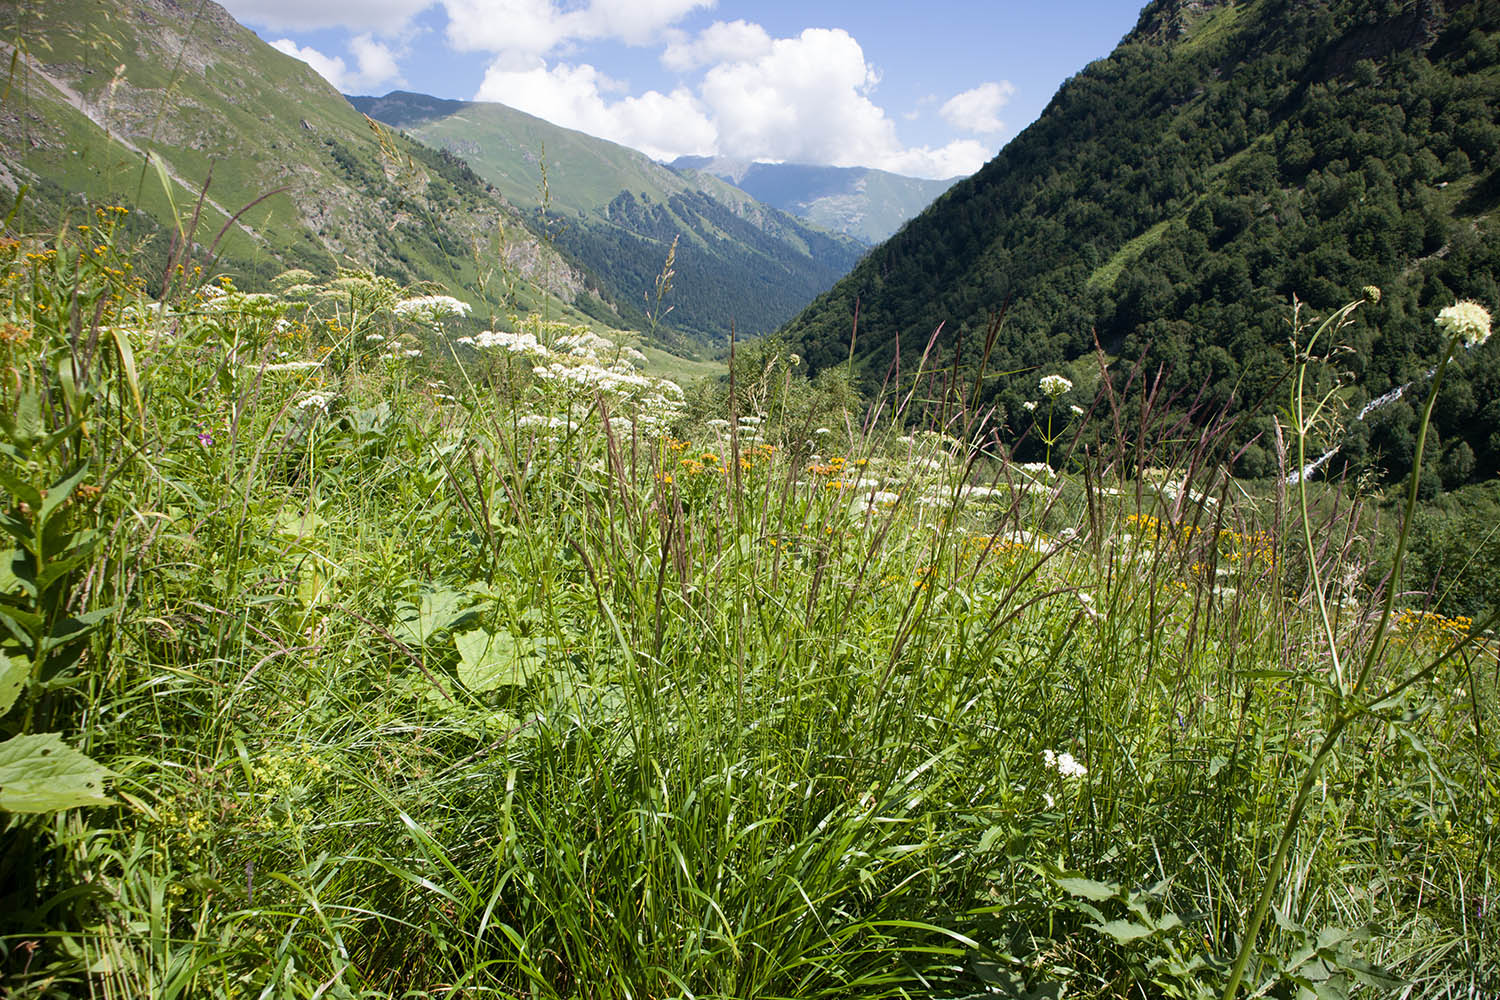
left=458, top=330, right=550, bottom=357
left=393, top=295, right=471, bottom=322
left=1039, top=374, right=1073, bottom=398
left=555, top=330, right=646, bottom=365
left=1436, top=300, right=1492, bottom=348
left=1041, top=748, right=1088, bottom=778
left=533, top=359, right=685, bottom=431
left=261, top=360, right=323, bottom=373
left=296, top=392, right=334, bottom=411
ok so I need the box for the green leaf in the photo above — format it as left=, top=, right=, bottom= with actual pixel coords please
left=106, top=324, right=144, bottom=425
left=0, top=466, right=41, bottom=510
left=38, top=464, right=90, bottom=527
left=0, top=548, right=32, bottom=598
left=0, top=649, right=28, bottom=715
left=40, top=606, right=116, bottom=654
left=1090, top=918, right=1153, bottom=943
left=455, top=629, right=536, bottom=691
left=392, top=589, right=469, bottom=645
left=0, top=732, right=113, bottom=812
left=1055, top=876, right=1119, bottom=901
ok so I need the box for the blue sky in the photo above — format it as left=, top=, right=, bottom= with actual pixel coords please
left=222, top=1, right=1144, bottom=179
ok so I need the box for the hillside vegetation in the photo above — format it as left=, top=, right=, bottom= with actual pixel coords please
left=785, top=0, right=1500, bottom=487
left=350, top=92, right=866, bottom=343
left=0, top=0, right=634, bottom=333
left=0, top=202, right=1494, bottom=1000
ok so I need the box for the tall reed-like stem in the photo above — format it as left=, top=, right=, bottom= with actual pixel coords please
left=1221, top=297, right=1489, bottom=1000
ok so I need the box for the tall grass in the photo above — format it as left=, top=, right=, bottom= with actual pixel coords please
left=0, top=218, right=1494, bottom=999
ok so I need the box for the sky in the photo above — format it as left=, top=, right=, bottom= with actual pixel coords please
left=221, top=1, right=1146, bottom=180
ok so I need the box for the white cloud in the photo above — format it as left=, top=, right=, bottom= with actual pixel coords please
left=225, top=0, right=431, bottom=33
left=443, top=0, right=713, bottom=57
left=475, top=60, right=715, bottom=161
left=691, top=27, right=985, bottom=178
left=271, top=34, right=405, bottom=92
left=661, top=19, right=771, bottom=71
left=878, top=139, right=992, bottom=179
left=939, top=81, right=1016, bottom=134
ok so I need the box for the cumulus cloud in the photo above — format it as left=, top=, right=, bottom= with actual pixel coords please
left=661, top=19, right=772, bottom=71
left=475, top=60, right=715, bottom=161
left=271, top=34, right=405, bottom=92
left=443, top=0, right=713, bottom=57
left=690, top=27, right=989, bottom=177
left=939, top=81, right=1016, bottom=134
left=225, top=0, right=431, bottom=33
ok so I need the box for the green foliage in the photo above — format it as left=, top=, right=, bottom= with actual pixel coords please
left=0, top=210, right=1494, bottom=998
left=786, top=0, right=1500, bottom=487
left=350, top=93, right=866, bottom=344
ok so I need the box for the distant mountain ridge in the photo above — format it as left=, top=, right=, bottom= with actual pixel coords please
left=783, top=0, right=1500, bottom=486
left=349, top=91, right=868, bottom=343
left=670, top=156, right=961, bottom=245
left=0, top=0, right=626, bottom=330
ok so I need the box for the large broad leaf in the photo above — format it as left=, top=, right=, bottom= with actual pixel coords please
left=0, top=732, right=113, bottom=812
left=455, top=629, right=537, bottom=691
left=392, top=589, right=470, bottom=646
left=1090, top=918, right=1154, bottom=944
left=0, top=650, right=27, bottom=715
left=1055, top=876, right=1119, bottom=902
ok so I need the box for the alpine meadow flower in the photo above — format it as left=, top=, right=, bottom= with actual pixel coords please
left=1435, top=300, right=1492, bottom=348
left=1039, top=374, right=1072, bottom=398
left=1042, top=749, right=1088, bottom=778
left=393, top=295, right=471, bottom=322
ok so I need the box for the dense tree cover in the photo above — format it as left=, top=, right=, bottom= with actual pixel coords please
left=784, top=0, right=1500, bottom=485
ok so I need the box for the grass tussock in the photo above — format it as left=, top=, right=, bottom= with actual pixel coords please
left=0, top=215, right=1495, bottom=999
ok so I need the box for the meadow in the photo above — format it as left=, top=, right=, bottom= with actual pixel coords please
left=0, top=214, right=1494, bottom=999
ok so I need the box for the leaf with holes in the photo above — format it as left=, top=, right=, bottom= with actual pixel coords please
left=0, top=732, right=113, bottom=812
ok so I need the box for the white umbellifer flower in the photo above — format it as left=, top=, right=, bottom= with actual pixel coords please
left=393, top=294, right=471, bottom=320
left=455, top=336, right=475, bottom=346
left=814, top=427, right=830, bottom=435
left=706, top=418, right=731, bottom=429
left=1043, top=749, right=1087, bottom=778
left=1022, top=400, right=1038, bottom=411
left=261, top=361, right=322, bottom=372
left=472, top=330, right=549, bottom=357
left=404, top=349, right=421, bottom=358
left=296, top=392, right=333, bottom=411
left=366, top=333, right=385, bottom=342
left=1039, top=374, right=1072, bottom=398
left=1435, top=300, right=1492, bottom=348
left=1016, top=461, right=1056, bottom=480
left=1070, top=405, right=1084, bottom=416
left=739, top=415, right=763, bottom=425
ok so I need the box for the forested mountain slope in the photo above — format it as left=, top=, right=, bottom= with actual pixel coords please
left=785, top=0, right=1500, bottom=484
left=0, top=0, right=628, bottom=328
left=350, top=92, right=866, bottom=343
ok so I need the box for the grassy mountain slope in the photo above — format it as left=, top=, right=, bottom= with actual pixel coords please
left=784, top=0, right=1500, bottom=485
left=671, top=156, right=961, bottom=245
left=349, top=91, right=866, bottom=343
left=0, top=0, right=626, bottom=329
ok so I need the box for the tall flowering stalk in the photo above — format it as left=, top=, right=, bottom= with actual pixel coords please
left=1037, top=373, right=1072, bottom=469
left=1221, top=297, right=1492, bottom=1000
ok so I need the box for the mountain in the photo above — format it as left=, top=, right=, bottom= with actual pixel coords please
left=784, top=0, right=1500, bottom=486
left=669, top=157, right=962, bottom=245
left=349, top=92, right=867, bottom=344
left=0, top=0, right=627, bottom=330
